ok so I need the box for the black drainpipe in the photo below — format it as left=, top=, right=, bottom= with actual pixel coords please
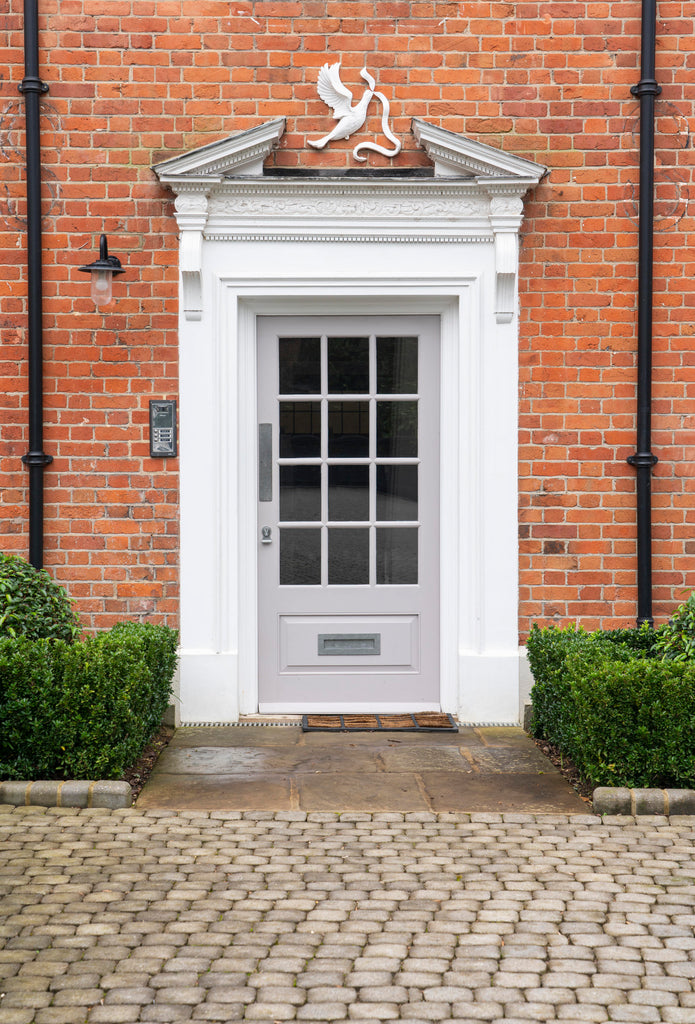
left=19, top=0, right=52, bottom=570
left=626, top=0, right=660, bottom=626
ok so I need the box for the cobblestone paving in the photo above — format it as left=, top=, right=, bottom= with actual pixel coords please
left=1, top=807, right=695, bottom=1023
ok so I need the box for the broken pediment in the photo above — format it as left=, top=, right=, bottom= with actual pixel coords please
left=153, top=116, right=546, bottom=186
left=153, top=118, right=286, bottom=183
left=411, top=119, right=546, bottom=183
left=153, top=119, right=547, bottom=324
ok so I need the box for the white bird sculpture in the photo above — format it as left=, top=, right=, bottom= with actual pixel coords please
left=307, top=62, right=375, bottom=150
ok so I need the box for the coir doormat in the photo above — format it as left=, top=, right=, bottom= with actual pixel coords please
left=302, top=713, right=458, bottom=733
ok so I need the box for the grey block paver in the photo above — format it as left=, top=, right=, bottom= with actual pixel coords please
left=2, top=808, right=695, bottom=1021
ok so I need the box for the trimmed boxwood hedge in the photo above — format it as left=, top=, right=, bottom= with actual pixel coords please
left=0, top=622, right=178, bottom=781
left=0, top=553, right=81, bottom=642
left=527, top=621, right=695, bottom=789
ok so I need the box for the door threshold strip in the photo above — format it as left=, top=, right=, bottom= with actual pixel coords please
left=302, top=713, right=458, bottom=733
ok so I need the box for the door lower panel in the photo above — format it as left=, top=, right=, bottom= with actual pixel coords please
left=279, top=614, right=419, bottom=672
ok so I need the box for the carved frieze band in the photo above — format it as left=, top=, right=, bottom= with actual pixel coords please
left=207, top=191, right=489, bottom=221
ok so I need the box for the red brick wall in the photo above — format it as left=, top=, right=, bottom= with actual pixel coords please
left=1, top=0, right=693, bottom=635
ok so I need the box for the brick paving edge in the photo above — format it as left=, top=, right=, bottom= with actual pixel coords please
left=0, top=779, right=131, bottom=809
left=2, top=780, right=695, bottom=817
left=593, top=786, right=695, bottom=815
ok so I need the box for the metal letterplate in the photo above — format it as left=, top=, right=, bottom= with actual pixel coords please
left=318, top=633, right=381, bottom=656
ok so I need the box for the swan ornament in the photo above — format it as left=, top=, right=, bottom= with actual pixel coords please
left=307, top=62, right=402, bottom=161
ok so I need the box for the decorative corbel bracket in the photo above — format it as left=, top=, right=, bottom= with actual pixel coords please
left=174, top=191, right=209, bottom=321
left=153, top=119, right=286, bottom=321
left=486, top=190, right=525, bottom=325
left=412, top=121, right=546, bottom=325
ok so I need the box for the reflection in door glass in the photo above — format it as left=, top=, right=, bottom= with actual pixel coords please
left=328, top=465, right=369, bottom=521
left=328, top=528, right=369, bottom=585
left=327, top=337, right=369, bottom=393
left=328, top=402, right=369, bottom=458
left=377, top=401, right=418, bottom=457
left=377, top=528, right=418, bottom=584
left=280, top=466, right=321, bottom=521
left=279, top=338, right=321, bottom=394
left=377, top=337, right=418, bottom=394
left=279, top=402, right=321, bottom=458
left=377, top=465, right=418, bottom=521
left=279, top=528, right=321, bottom=585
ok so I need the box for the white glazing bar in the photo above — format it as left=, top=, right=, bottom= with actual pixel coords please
left=274, top=458, right=420, bottom=464
left=369, top=333, right=377, bottom=587
left=277, top=458, right=323, bottom=465
left=374, top=395, right=418, bottom=400
left=278, top=521, right=324, bottom=528
left=416, top=336, right=421, bottom=584
left=320, top=334, right=328, bottom=587
left=373, top=458, right=420, bottom=465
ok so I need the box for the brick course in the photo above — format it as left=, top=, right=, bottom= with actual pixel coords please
left=1, top=0, right=694, bottom=634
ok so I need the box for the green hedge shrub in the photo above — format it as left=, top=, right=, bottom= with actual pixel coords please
left=0, top=622, right=177, bottom=780
left=561, top=654, right=695, bottom=788
left=527, top=620, right=695, bottom=789
left=0, top=553, right=81, bottom=642
left=653, top=592, right=695, bottom=662
left=526, top=625, right=637, bottom=749
left=597, top=624, right=661, bottom=656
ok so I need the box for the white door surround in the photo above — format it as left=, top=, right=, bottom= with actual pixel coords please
left=153, top=120, right=546, bottom=724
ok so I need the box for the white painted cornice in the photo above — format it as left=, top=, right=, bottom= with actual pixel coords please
left=412, top=118, right=547, bottom=183
left=152, top=118, right=286, bottom=183
left=154, top=118, right=547, bottom=323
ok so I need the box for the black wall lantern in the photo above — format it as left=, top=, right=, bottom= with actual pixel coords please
left=79, top=234, right=125, bottom=305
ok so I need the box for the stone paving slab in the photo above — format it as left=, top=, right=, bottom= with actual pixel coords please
left=297, top=772, right=429, bottom=812
left=137, top=726, right=587, bottom=813
left=167, top=727, right=489, bottom=749
left=136, top=774, right=295, bottom=811
left=1, top=807, right=695, bottom=1023
left=421, top=772, right=587, bottom=813
left=153, top=746, right=385, bottom=776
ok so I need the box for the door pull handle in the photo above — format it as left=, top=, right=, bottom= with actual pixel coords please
left=261, top=527, right=272, bottom=544
left=259, top=424, right=272, bottom=501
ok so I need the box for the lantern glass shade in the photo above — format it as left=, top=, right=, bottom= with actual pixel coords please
left=79, top=234, right=125, bottom=306
left=91, top=268, right=113, bottom=305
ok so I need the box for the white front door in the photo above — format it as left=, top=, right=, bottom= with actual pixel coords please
left=257, top=315, right=440, bottom=712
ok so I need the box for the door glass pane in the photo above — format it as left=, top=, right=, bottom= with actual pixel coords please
left=377, top=337, right=418, bottom=394
left=280, top=402, right=321, bottom=458
left=377, top=401, right=418, bottom=457
left=377, top=528, right=418, bottom=585
left=328, top=465, right=369, bottom=521
left=280, top=466, right=321, bottom=522
left=280, top=528, right=321, bottom=585
left=328, top=528, right=369, bottom=585
left=327, top=337, right=369, bottom=394
left=279, top=338, right=320, bottom=394
left=328, top=401, right=369, bottom=457
left=377, top=465, right=418, bottom=521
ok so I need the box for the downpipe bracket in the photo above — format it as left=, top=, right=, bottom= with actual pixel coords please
left=630, top=79, right=662, bottom=98
left=22, top=450, right=53, bottom=468
left=627, top=451, right=658, bottom=469
left=18, top=76, right=48, bottom=95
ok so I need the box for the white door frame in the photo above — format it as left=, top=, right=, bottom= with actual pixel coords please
left=236, top=284, right=461, bottom=719
left=160, top=121, right=546, bottom=725
left=178, top=271, right=519, bottom=723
